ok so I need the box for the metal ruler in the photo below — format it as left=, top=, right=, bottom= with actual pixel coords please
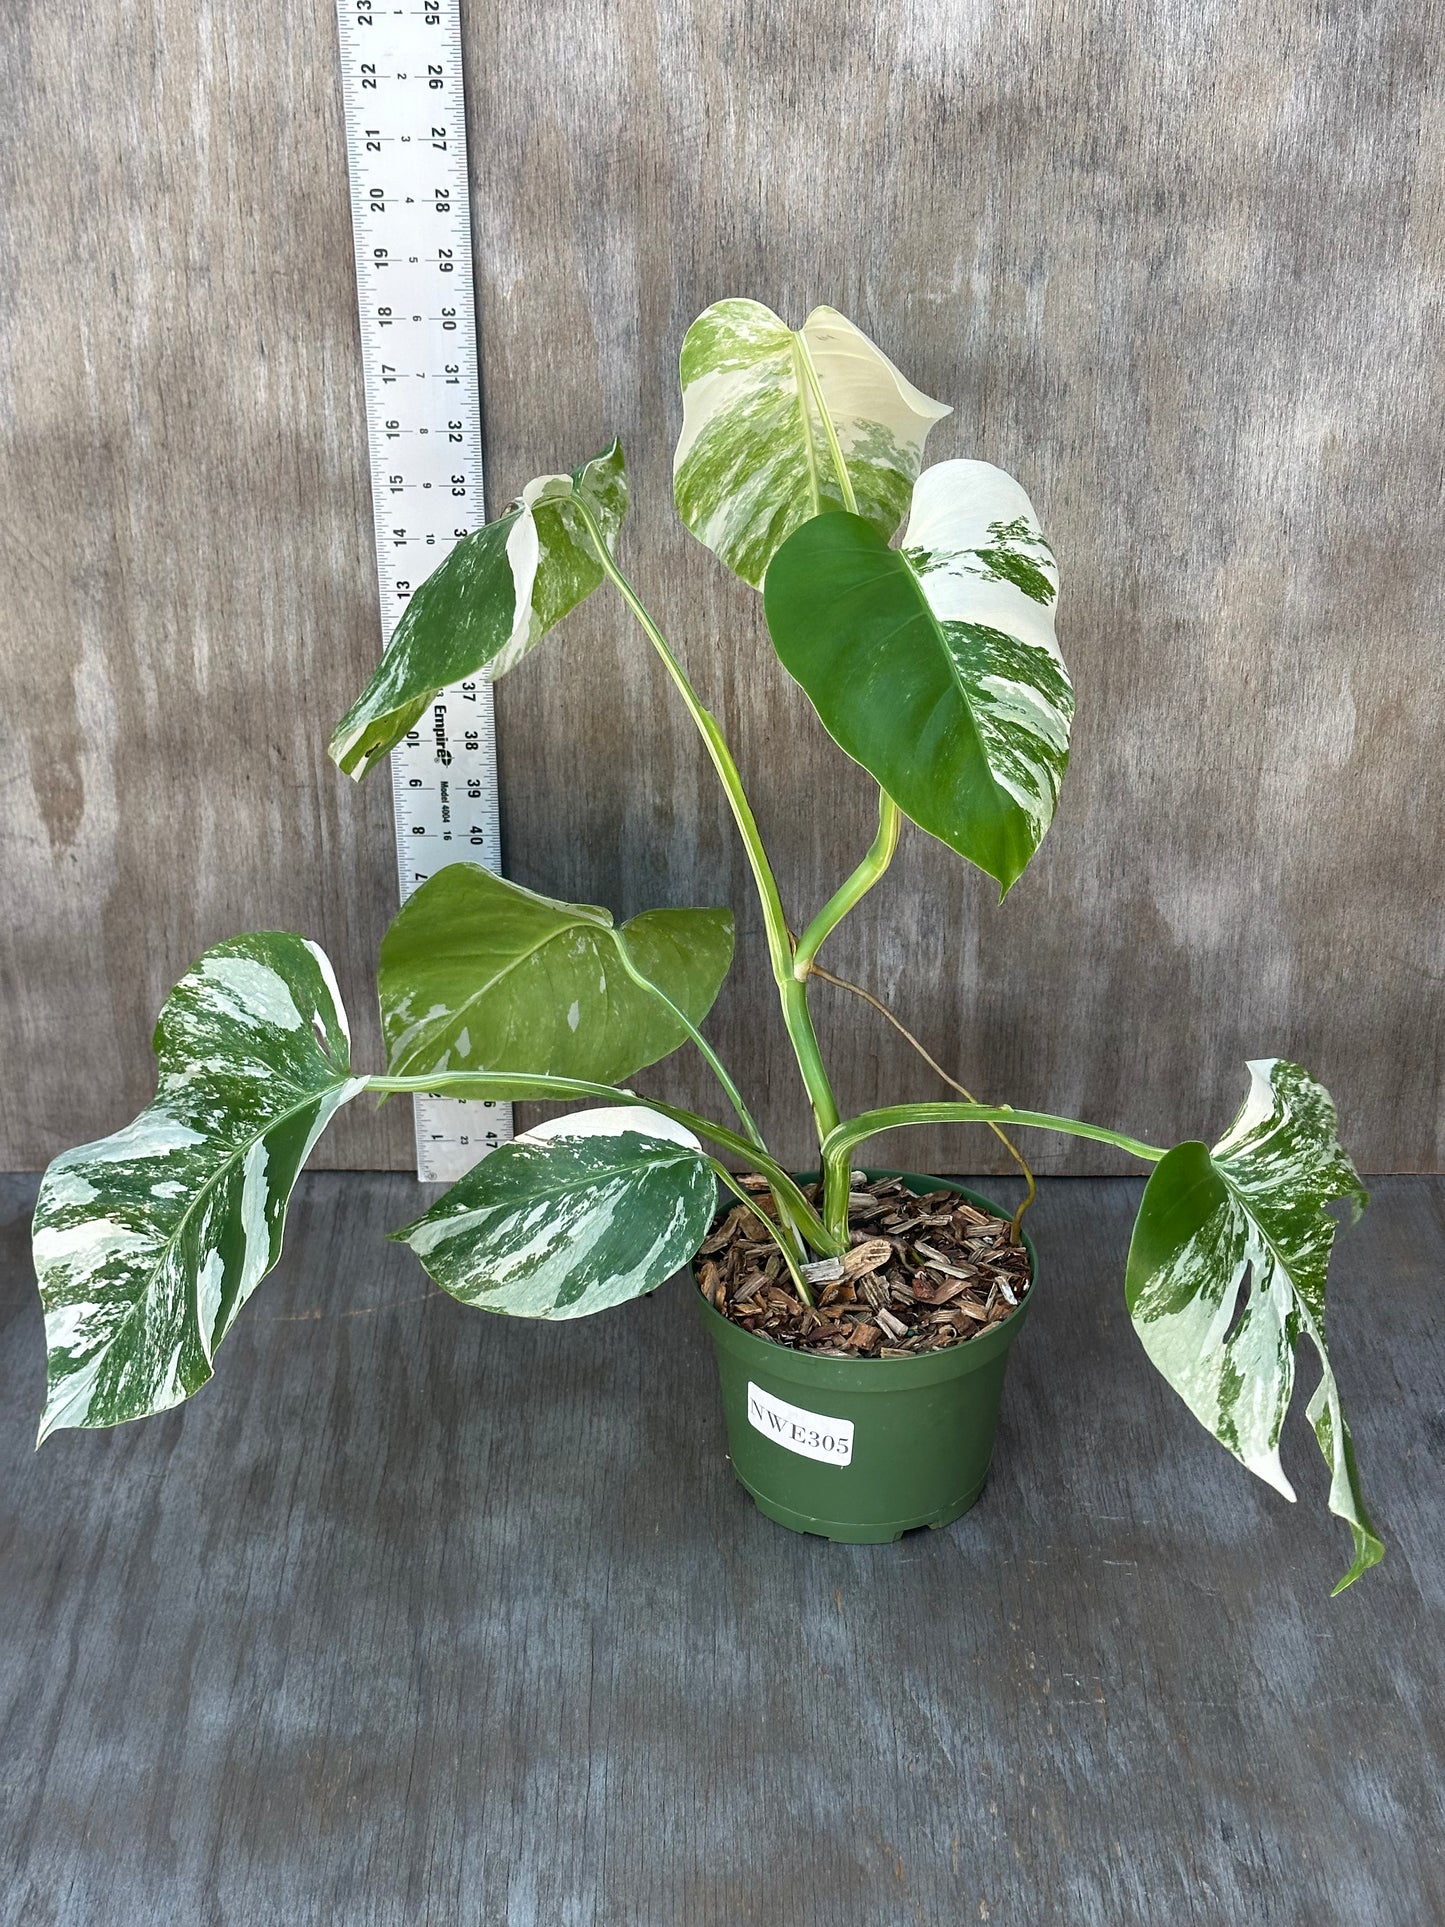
left=334, top=0, right=511, bottom=1180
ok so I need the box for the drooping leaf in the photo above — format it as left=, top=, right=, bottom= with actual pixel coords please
left=1125, top=1059, right=1381, bottom=1593
left=763, top=459, right=1072, bottom=895
left=330, top=439, right=628, bottom=778
left=392, top=1108, right=717, bottom=1318
left=673, top=299, right=950, bottom=588
left=33, top=935, right=366, bottom=1437
left=376, top=862, right=734, bottom=1085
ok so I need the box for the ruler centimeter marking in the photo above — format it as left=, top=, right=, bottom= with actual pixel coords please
left=335, top=0, right=511, bottom=1181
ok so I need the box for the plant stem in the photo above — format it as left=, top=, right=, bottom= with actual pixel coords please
left=608, top=940, right=763, bottom=1146
left=778, top=977, right=841, bottom=1146
left=609, top=938, right=805, bottom=1256
left=366, top=1070, right=845, bottom=1256
left=708, top=1162, right=814, bottom=1306
left=574, top=503, right=841, bottom=1146
left=780, top=377, right=1040, bottom=1237
left=792, top=790, right=901, bottom=979
left=806, top=961, right=1038, bottom=1244
left=820, top=1102, right=1168, bottom=1240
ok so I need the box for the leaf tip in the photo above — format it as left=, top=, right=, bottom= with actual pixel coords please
left=326, top=727, right=367, bottom=782
left=35, top=1403, right=66, bottom=1450
left=994, top=854, right=1030, bottom=904
left=1331, top=1530, right=1385, bottom=1596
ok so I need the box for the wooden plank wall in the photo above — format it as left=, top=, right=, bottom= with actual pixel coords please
left=2, top=0, right=1441, bottom=1174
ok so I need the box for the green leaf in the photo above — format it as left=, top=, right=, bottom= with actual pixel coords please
left=329, top=439, right=627, bottom=778
left=763, top=459, right=1072, bottom=895
left=376, top=862, right=734, bottom=1085
left=1125, top=1059, right=1382, bottom=1593
left=673, top=298, right=950, bottom=588
left=392, top=1108, right=718, bottom=1318
left=32, top=934, right=365, bottom=1437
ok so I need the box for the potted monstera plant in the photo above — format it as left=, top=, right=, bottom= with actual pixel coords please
left=33, top=299, right=1381, bottom=1589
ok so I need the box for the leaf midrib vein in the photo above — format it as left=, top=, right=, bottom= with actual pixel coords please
left=438, top=1146, right=699, bottom=1218
left=398, top=914, right=629, bottom=1069
left=53, top=1071, right=352, bottom=1398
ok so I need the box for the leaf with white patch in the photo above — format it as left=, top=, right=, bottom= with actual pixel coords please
left=330, top=439, right=628, bottom=778
left=391, top=1110, right=717, bottom=1319
left=674, top=299, right=950, bottom=588
left=33, top=934, right=366, bottom=1437
left=376, top=863, right=734, bottom=1085
left=1125, top=1059, right=1382, bottom=1593
left=763, top=459, right=1071, bottom=895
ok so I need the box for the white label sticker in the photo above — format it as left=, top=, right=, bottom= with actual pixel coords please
left=746, top=1382, right=854, bottom=1466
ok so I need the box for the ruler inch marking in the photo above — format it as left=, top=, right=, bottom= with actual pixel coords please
left=335, top=0, right=511, bottom=1182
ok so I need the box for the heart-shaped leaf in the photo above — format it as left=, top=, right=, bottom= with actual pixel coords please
left=1126, top=1059, right=1381, bottom=1593
left=392, top=1108, right=717, bottom=1318
left=763, top=459, right=1072, bottom=895
left=673, top=299, right=950, bottom=588
left=376, top=862, right=734, bottom=1084
left=33, top=935, right=366, bottom=1437
left=330, top=439, right=627, bottom=778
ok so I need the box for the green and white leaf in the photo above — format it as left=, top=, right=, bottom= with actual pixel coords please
left=674, top=299, right=950, bottom=588
left=392, top=1108, right=717, bottom=1319
left=1125, top=1059, right=1382, bottom=1593
left=763, top=459, right=1072, bottom=895
left=330, top=439, right=628, bottom=778
left=33, top=934, right=366, bottom=1438
left=377, top=862, right=734, bottom=1085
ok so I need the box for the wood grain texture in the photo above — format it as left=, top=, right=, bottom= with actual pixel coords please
left=0, top=0, right=403, bottom=1169
left=1, top=0, right=1442, bottom=1174
left=2, top=1171, right=1441, bottom=1924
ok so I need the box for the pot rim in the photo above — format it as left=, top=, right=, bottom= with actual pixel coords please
left=693, top=1170, right=1036, bottom=1390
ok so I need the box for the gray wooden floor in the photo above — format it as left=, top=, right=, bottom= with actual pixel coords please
left=1, top=1172, right=1441, bottom=1926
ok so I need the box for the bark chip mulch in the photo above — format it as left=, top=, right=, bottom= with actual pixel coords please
left=694, top=1172, right=1032, bottom=1357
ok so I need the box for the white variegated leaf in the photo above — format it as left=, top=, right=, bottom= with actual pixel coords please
left=330, top=439, right=628, bottom=778
left=392, top=1111, right=717, bottom=1319
left=903, top=461, right=1071, bottom=846
left=515, top=1105, right=705, bottom=1150
left=764, top=459, right=1072, bottom=893
left=674, top=298, right=950, bottom=587
left=1126, top=1059, right=1382, bottom=1593
left=33, top=934, right=366, bottom=1438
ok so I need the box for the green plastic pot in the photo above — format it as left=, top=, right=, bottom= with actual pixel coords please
left=696, top=1171, right=1035, bottom=1543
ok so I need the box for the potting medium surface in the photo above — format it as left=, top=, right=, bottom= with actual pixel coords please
left=698, top=1172, right=1036, bottom=1542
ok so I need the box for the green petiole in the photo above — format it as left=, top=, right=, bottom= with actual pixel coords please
left=793, top=789, right=901, bottom=979
left=573, top=502, right=842, bottom=1148
left=365, top=1070, right=844, bottom=1257
left=708, top=1161, right=815, bottom=1306
left=820, top=1102, right=1168, bottom=1242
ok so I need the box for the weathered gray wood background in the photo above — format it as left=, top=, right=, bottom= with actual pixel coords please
left=2, top=0, right=1441, bottom=1174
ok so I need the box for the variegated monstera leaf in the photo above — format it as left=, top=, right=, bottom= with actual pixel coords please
left=330, top=439, right=627, bottom=778
left=392, top=1107, right=718, bottom=1319
left=33, top=935, right=366, bottom=1437
left=376, top=864, right=734, bottom=1084
left=1126, top=1060, right=1382, bottom=1593
left=764, top=459, right=1072, bottom=895
left=674, top=299, right=950, bottom=588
